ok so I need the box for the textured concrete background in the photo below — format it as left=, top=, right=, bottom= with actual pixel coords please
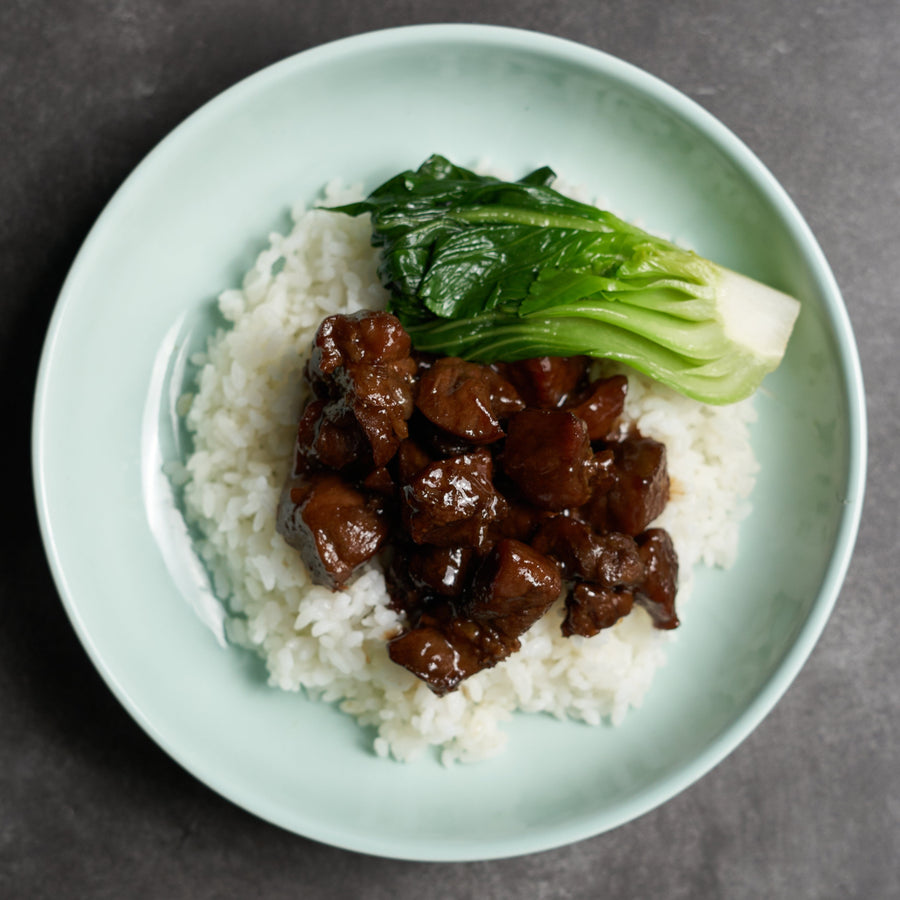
left=4, top=1, right=898, bottom=896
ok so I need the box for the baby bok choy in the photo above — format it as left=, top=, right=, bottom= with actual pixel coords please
left=331, top=155, right=800, bottom=404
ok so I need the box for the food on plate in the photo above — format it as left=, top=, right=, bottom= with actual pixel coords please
left=179, top=168, right=769, bottom=763
left=275, top=310, right=681, bottom=695
left=331, top=154, right=800, bottom=404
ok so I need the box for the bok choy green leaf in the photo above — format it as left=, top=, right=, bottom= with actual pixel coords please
left=330, top=155, right=800, bottom=404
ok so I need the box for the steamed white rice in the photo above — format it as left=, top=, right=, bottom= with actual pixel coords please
left=180, top=180, right=758, bottom=765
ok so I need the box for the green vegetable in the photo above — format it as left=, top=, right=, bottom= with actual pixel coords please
left=331, top=154, right=800, bottom=404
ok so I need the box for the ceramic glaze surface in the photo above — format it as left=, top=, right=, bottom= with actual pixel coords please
left=32, top=25, right=865, bottom=861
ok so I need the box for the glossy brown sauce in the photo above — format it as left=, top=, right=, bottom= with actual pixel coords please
left=276, top=310, right=679, bottom=695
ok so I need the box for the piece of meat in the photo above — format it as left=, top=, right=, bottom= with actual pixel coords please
left=415, top=357, right=524, bottom=444
left=462, top=539, right=563, bottom=640
left=562, top=584, right=635, bottom=637
left=590, top=532, right=646, bottom=589
left=565, top=374, right=628, bottom=441
left=278, top=313, right=681, bottom=691
left=531, top=516, right=604, bottom=581
left=606, top=436, right=670, bottom=535
left=341, top=358, right=417, bottom=466
left=531, top=517, right=644, bottom=587
left=489, top=499, right=555, bottom=544
left=408, top=545, right=475, bottom=597
left=502, top=409, right=597, bottom=510
left=276, top=472, right=388, bottom=589
left=388, top=540, right=562, bottom=695
left=292, top=398, right=371, bottom=473
left=393, top=438, right=433, bottom=485
left=387, top=615, right=508, bottom=697
left=361, top=466, right=394, bottom=495
left=635, top=528, right=680, bottom=629
left=592, top=447, right=617, bottom=493
left=307, top=309, right=414, bottom=379
left=401, top=451, right=508, bottom=549
left=575, top=449, right=617, bottom=531
left=500, top=356, right=589, bottom=408
left=305, top=311, right=417, bottom=466
left=409, top=410, right=478, bottom=460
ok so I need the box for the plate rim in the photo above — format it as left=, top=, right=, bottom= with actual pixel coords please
left=31, top=23, right=868, bottom=861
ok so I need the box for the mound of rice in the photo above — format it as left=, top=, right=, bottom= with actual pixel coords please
left=180, top=181, right=758, bottom=765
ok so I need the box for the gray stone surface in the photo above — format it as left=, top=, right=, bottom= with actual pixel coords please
left=3, top=1, right=897, bottom=896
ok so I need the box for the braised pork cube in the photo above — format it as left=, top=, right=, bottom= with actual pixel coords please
left=606, top=436, right=670, bottom=535
left=463, top=539, right=563, bottom=640
left=388, top=540, right=561, bottom=695
left=531, top=516, right=604, bottom=580
left=531, top=517, right=644, bottom=588
left=361, top=466, right=394, bottom=495
left=503, top=410, right=597, bottom=510
left=592, top=447, right=617, bottom=492
left=276, top=472, right=387, bottom=589
left=345, top=362, right=417, bottom=466
left=293, top=398, right=369, bottom=473
left=393, top=438, right=433, bottom=485
left=387, top=616, right=508, bottom=697
left=409, top=545, right=475, bottom=597
left=308, top=309, right=413, bottom=380
left=410, top=411, right=477, bottom=460
left=401, top=451, right=508, bottom=549
left=565, top=374, right=628, bottom=441
left=591, top=532, right=646, bottom=588
left=501, top=356, right=589, bottom=408
left=576, top=449, right=617, bottom=532
left=306, top=311, right=417, bottom=466
left=635, top=528, right=680, bottom=629
left=562, top=584, right=635, bottom=638
left=415, top=357, right=524, bottom=444
left=489, top=500, right=555, bottom=544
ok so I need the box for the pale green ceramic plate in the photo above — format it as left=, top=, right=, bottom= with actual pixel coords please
left=32, top=25, right=866, bottom=860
